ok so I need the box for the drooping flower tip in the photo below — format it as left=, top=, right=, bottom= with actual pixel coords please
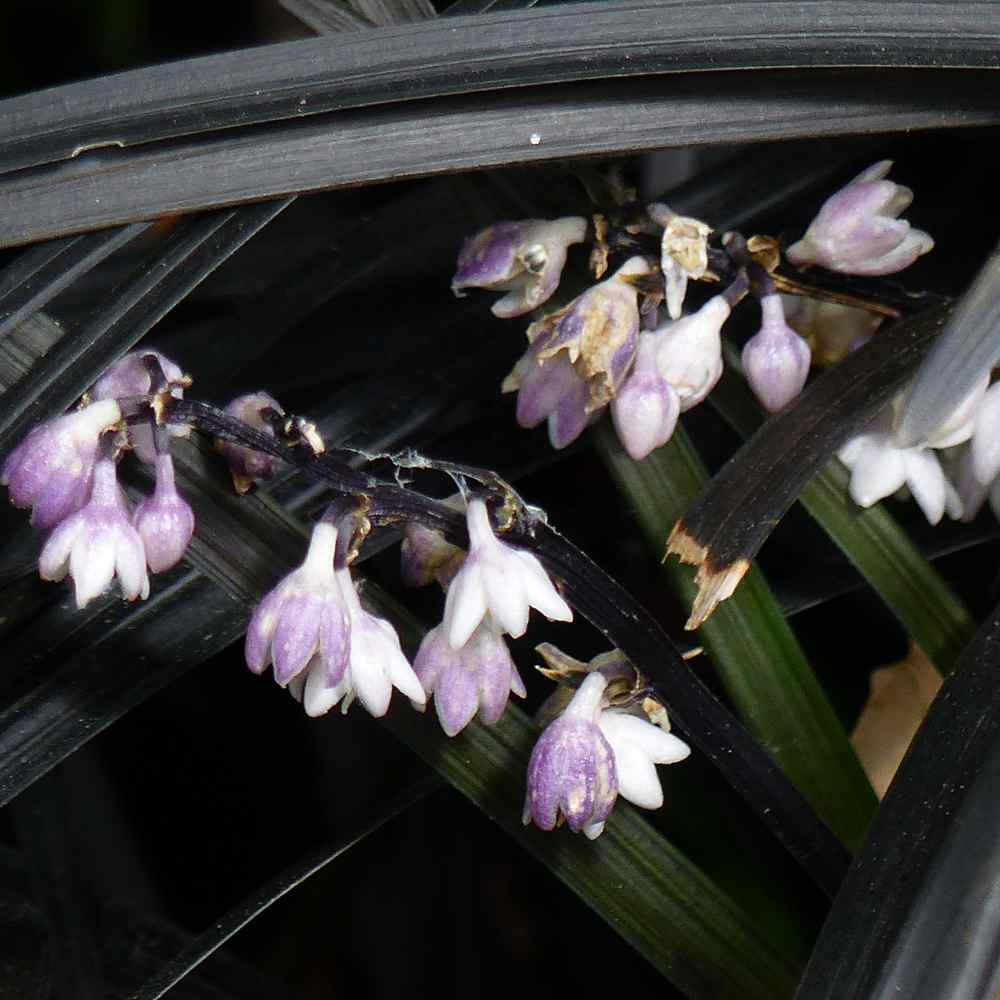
left=244, top=520, right=350, bottom=688
left=38, top=455, right=149, bottom=609
left=741, top=294, right=812, bottom=412
left=786, top=160, right=934, bottom=276
left=217, top=392, right=287, bottom=491
left=413, top=620, right=526, bottom=736
left=443, top=498, right=572, bottom=650
left=133, top=452, right=195, bottom=573
left=598, top=710, right=690, bottom=810
left=452, top=217, right=587, bottom=318
left=523, top=672, right=618, bottom=839
left=2, top=398, right=122, bottom=530
left=610, top=332, right=680, bottom=461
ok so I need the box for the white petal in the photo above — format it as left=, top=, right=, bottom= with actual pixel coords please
left=114, top=532, right=147, bottom=601
left=972, top=382, right=1000, bottom=484
left=903, top=449, right=946, bottom=525
left=71, top=531, right=116, bottom=609
left=303, top=661, right=341, bottom=717
left=443, top=564, right=487, bottom=649
left=511, top=550, right=573, bottom=623
left=385, top=646, right=426, bottom=705
left=608, top=737, right=664, bottom=810
left=350, top=629, right=394, bottom=717
left=849, top=441, right=905, bottom=507
left=482, top=558, right=530, bottom=639
left=599, top=713, right=690, bottom=764
left=38, top=516, right=84, bottom=582
left=583, top=821, right=606, bottom=840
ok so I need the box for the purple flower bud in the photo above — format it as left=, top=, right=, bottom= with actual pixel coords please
left=522, top=672, right=618, bottom=839
left=38, top=456, right=149, bottom=609
left=654, top=295, right=730, bottom=410
left=244, top=521, right=350, bottom=688
left=297, top=568, right=425, bottom=718
left=413, top=619, right=527, bottom=736
left=610, top=332, right=681, bottom=460
left=133, top=452, right=195, bottom=573
left=741, top=294, right=812, bottom=412
left=786, top=160, right=934, bottom=276
left=1, top=399, right=121, bottom=530
left=443, top=498, right=573, bottom=648
left=530, top=256, right=649, bottom=411
left=452, top=217, right=587, bottom=318
left=90, top=349, right=190, bottom=464
left=217, top=392, right=287, bottom=492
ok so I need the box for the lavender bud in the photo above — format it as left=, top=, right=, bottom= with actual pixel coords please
left=133, top=452, right=195, bottom=573
left=610, top=332, right=680, bottom=460
left=443, top=498, right=572, bottom=649
left=413, top=619, right=527, bottom=736
left=741, top=294, right=812, bottom=412
left=1, top=399, right=121, bottom=530
left=90, top=349, right=190, bottom=464
left=786, top=160, right=934, bottom=276
left=38, top=456, right=149, bottom=609
left=217, top=392, right=287, bottom=492
left=244, top=521, right=350, bottom=688
left=452, top=217, right=587, bottom=318
left=522, top=672, right=618, bottom=839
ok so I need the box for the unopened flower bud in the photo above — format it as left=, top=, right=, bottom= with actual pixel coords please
left=786, top=160, right=934, bottom=276
left=654, top=295, right=730, bottom=410
left=452, top=217, right=587, bottom=318
left=741, top=294, right=812, bottom=412
left=133, top=452, right=195, bottom=573
left=1, top=399, right=121, bottom=529
left=610, top=332, right=680, bottom=460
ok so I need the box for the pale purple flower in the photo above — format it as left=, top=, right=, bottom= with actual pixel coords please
left=133, top=452, right=195, bottom=573
left=452, top=217, right=587, bottom=318
left=654, top=294, right=731, bottom=411
left=294, top=567, right=426, bottom=718
left=786, top=160, right=934, bottom=276
left=413, top=619, right=527, bottom=736
left=610, top=332, right=680, bottom=460
left=244, top=521, right=350, bottom=688
left=529, top=256, right=649, bottom=411
left=443, top=498, right=573, bottom=649
left=598, top=709, right=690, bottom=810
left=38, top=455, right=149, bottom=609
left=217, top=392, right=287, bottom=491
left=839, top=411, right=951, bottom=524
left=90, top=349, right=190, bottom=464
left=741, top=294, right=812, bottom=412
left=522, top=672, right=618, bottom=839
left=1, top=398, right=122, bottom=530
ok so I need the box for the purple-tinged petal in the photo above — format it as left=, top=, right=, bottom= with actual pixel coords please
left=245, top=588, right=286, bottom=673
left=434, top=660, right=480, bottom=737
left=271, top=594, right=323, bottom=685
left=317, top=601, right=351, bottom=687
left=547, top=375, right=591, bottom=450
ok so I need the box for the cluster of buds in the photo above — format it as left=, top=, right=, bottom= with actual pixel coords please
left=453, top=160, right=934, bottom=460
left=1, top=350, right=199, bottom=608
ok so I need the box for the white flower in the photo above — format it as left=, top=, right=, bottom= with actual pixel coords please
left=443, top=498, right=573, bottom=649
left=597, top=709, right=690, bottom=810
left=654, top=295, right=730, bottom=411
left=291, top=567, right=425, bottom=719
left=38, top=456, right=149, bottom=609
left=969, top=380, right=1000, bottom=484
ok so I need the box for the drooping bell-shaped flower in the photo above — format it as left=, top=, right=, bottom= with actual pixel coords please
left=452, top=217, right=588, bottom=318
left=610, top=332, right=680, bottom=460
left=216, top=392, right=287, bottom=493
left=413, top=618, right=527, bottom=736
left=38, top=455, right=149, bottom=609
left=523, top=671, right=618, bottom=839
left=90, top=349, right=190, bottom=463
left=2, top=399, right=122, bottom=530
left=597, top=709, right=690, bottom=810
left=741, top=294, right=812, bottom=412
left=529, top=256, right=650, bottom=411
left=443, top=498, right=573, bottom=649
left=654, top=294, right=731, bottom=411
left=296, top=567, right=425, bottom=719
left=244, top=520, right=350, bottom=688
left=133, top=452, right=195, bottom=573
left=786, top=160, right=934, bottom=276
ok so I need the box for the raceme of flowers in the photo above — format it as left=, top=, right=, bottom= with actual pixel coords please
left=453, top=159, right=937, bottom=467
left=2, top=354, right=688, bottom=840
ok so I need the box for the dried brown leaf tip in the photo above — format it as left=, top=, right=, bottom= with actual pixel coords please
left=664, top=521, right=750, bottom=629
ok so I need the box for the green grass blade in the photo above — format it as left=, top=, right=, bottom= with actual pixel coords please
left=709, top=367, right=975, bottom=672
left=597, top=423, right=877, bottom=852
